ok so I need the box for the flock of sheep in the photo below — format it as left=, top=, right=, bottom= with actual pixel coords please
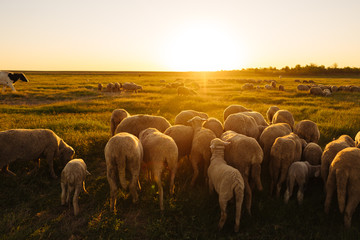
left=98, top=82, right=143, bottom=93
left=1, top=104, right=360, bottom=232
left=296, top=81, right=360, bottom=96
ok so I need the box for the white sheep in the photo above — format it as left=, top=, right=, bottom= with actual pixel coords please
left=0, top=129, right=75, bottom=178
left=241, top=111, right=269, bottom=127
left=202, top=117, right=224, bottom=138
left=223, top=113, right=260, bottom=140
left=61, top=158, right=90, bottom=216
left=266, top=106, right=279, bottom=124
left=272, top=110, right=295, bottom=130
left=284, top=161, right=320, bottom=205
left=110, top=109, right=131, bottom=136
left=174, top=110, right=208, bottom=126
left=139, top=128, right=178, bottom=210
left=207, top=138, right=244, bottom=232
left=105, top=132, right=142, bottom=212
left=0, top=71, right=29, bottom=92
left=302, top=142, right=323, bottom=165
left=294, top=120, right=320, bottom=143
left=123, top=82, right=143, bottom=93
left=164, top=124, right=194, bottom=163
left=223, top=104, right=251, bottom=122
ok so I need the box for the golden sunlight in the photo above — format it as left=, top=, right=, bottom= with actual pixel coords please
left=163, top=23, right=246, bottom=71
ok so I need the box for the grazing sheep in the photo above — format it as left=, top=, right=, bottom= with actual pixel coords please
left=221, top=130, right=263, bottom=215
left=0, top=129, right=75, bottom=178
left=284, top=161, right=320, bottom=205
left=241, top=111, right=269, bottom=127
left=278, top=85, right=285, bottom=91
left=164, top=124, right=194, bottom=162
left=271, top=81, right=276, bottom=88
left=177, top=86, right=197, bottom=96
left=105, top=133, right=142, bottom=212
left=0, top=71, right=29, bottom=92
left=310, top=87, right=324, bottom=96
left=264, top=84, right=273, bottom=90
left=123, top=82, right=143, bottom=93
left=302, top=143, right=323, bottom=165
left=331, top=86, right=338, bottom=93
left=223, top=104, right=251, bottom=121
left=61, top=159, right=90, bottom=216
left=139, top=128, right=178, bottom=210
left=297, top=85, right=309, bottom=91
left=224, top=113, right=260, bottom=140
left=98, top=83, right=103, bottom=91
left=324, top=147, right=360, bottom=228
left=321, top=135, right=355, bottom=183
left=272, top=110, right=295, bottom=130
left=115, top=114, right=171, bottom=137
left=295, top=79, right=301, bottom=83
left=350, top=86, right=360, bottom=92
left=187, top=116, right=216, bottom=186
left=207, top=138, right=244, bottom=232
left=269, top=133, right=303, bottom=197
left=241, top=83, right=254, bottom=90
left=110, top=109, right=131, bottom=136
left=114, top=82, right=121, bottom=92
left=203, top=117, right=224, bottom=138
left=323, top=89, right=331, bottom=96
left=294, top=120, right=320, bottom=143
left=174, top=110, right=208, bottom=126
left=106, top=83, right=114, bottom=92
left=355, top=131, right=360, bottom=147
left=266, top=106, right=280, bottom=124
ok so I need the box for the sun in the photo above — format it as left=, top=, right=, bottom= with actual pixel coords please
left=163, top=23, right=246, bottom=71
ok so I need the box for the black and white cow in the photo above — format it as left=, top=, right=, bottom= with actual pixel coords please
left=0, top=71, right=29, bottom=92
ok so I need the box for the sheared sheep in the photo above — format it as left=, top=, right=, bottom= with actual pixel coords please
left=61, top=158, right=90, bottom=216
left=241, top=111, right=269, bottom=127
left=115, top=114, right=171, bottom=137
left=207, top=138, right=244, bottom=232
left=302, top=143, right=323, bottom=165
left=187, top=116, right=216, bottom=186
left=203, top=117, right=224, bottom=138
left=139, top=128, right=178, bottom=210
left=324, top=147, right=360, bottom=228
left=294, top=120, right=320, bottom=143
left=177, top=86, right=197, bottom=96
left=0, top=71, right=29, bottom=92
left=272, top=110, right=295, bottom=130
left=284, top=161, right=320, bottom=205
left=110, top=109, right=131, bottom=136
left=164, top=124, right=194, bottom=162
left=105, top=132, right=142, bottom=212
left=123, top=82, right=143, bottom=93
left=266, top=106, right=280, bottom=124
left=0, top=129, right=75, bottom=178
left=224, top=113, right=260, bottom=140
left=223, top=104, right=251, bottom=121
left=321, top=135, right=355, bottom=183
left=221, top=130, right=263, bottom=215
left=174, top=110, right=208, bottom=126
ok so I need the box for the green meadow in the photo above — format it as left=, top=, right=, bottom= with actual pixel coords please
left=0, top=71, right=360, bottom=240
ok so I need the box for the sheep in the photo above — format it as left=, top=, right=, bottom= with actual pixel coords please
left=223, top=104, right=251, bottom=121
left=104, top=132, right=142, bottom=212
left=331, top=85, right=338, bottom=93
left=310, top=87, right=324, bottom=96
left=122, top=82, right=143, bottom=93
left=174, top=110, right=208, bottom=126
left=355, top=131, right=360, bottom=147
left=98, top=83, right=103, bottom=91
left=269, top=133, right=304, bottom=197
left=187, top=116, right=216, bottom=186
left=241, top=111, right=269, bottom=127
left=264, top=84, right=273, bottom=90
left=110, top=109, right=131, bottom=136
left=278, top=85, right=285, bottom=91
left=284, top=161, right=320, bottom=205
left=302, top=143, right=323, bottom=165
left=271, top=81, right=276, bottom=88
left=241, top=83, right=254, bottom=90
left=61, top=158, right=90, bottom=216
left=139, top=128, right=178, bottom=210
left=323, top=89, right=331, bottom=96
left=164, top=124, right=194, bottom=162
left=272, top=109, right=295, bottom=130
left=114, top=82, right=121, bottom=92
left=202, top=117, right=224, bottom=138
left=177, top=86, right=197, bottom=96
left=321, top=135, right=355, bottom=184
left=221, top=130, right=263, bottom=215
left=324, top=147, right=360, bottom=228
left=297, top=85, right=309, bottom=91
left=224, top=113, right=260, bottom=140
left=266, top=106, right=280, bottom=124
left=0, top=129, right=75, bottom=178
left=294, top=120, right=320, bottom=143
left=106, top=83, right=114, bottom=92
left=207, top=138, right=244, bottom=232
left=0, top=71, right=29, bottom=92
left=114, top=114, right=171, bottom=137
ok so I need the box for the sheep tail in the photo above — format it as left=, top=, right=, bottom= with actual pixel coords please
left=336, top=168, right=349, bottom=214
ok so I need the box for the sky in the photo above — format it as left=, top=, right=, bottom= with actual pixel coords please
left=1, top=0, right=360, bottom=71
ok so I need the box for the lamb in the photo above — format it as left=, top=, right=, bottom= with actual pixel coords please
left=0, top=71, right=29, bottom=92
left=187, top=116, right=216, bottom=186
left=241, top=111, right=269, bottom=127
left=223, top=104, right=251, bottom=121
left=221, top=130, right=263, bottom=215
left=310, top=87, right=324, bottom=96
left=272, top=110, right=295, bottom=130
left=207, top=138, right=244, bottom=232
left=324, top=147, right=360, bottom=228
left=177, top=86, right=197, bottom=96
left=266, top=106, right=280, bottom=124
left=269, top=133, right=304, bottom=197
left=202, top=117, right=224, bottom=138
left=0, top=129, right=75, bottom=178
left=223, top=113, right=260, bottom=140
left=61, top=158, right=90, bottom=216
left=123, top=82, right=143, bottom=93
left=174, top=110, right=208, bottom=126
left=115, top=114, right=171, bottom=137
left=164, top=124, right=194, bottom=162
left=294, top=120, right=320, bottom=143
left=321, top=135, right=355, bottom=183
left=355, top=131, right=360, bottom=147
left=284, top=161, right=320, bottom=205
left=104, top=132, right=142, bottom=212
left=110, top=109, right=131, bottom=136
left=302, top=142, right=323, bottom=165
left=139, top=128, right=178, bottom=210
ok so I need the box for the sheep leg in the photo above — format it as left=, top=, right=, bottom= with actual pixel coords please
left=284, top=175, right=295, bottom=204
left=324, top=170, right=336, bottom=214
left=336, top=169, right=348, bottom=213
left=28, top=158, right=40, bottom=175
left=190, top=154, right=200, bottom=186
left=297, top=183, right=305, bottom=205
left=344, top=188, right=360, bottom=228
left=153, top=168, right=164, bottom=211
left=73, top=185, right=81, bottom=216
left=117, top=159, right=127, bottom=190
left=67, top=185, right=74, bottom=205
left=234, top=183, right=244, bottom=233
left=169, top=168, right=176, bottom=195
left=244, top=179, right=252, bottom=216
left=46, top=151, right=57, bottom=179
left=276, top=167, right=288, bottom=198
left=107, top=168, right=119, bottom=213
left=129, top=174, right=139, bottom=203
left=61, top=182, right=67, bottom=205
left=9, top=83, right=16, bottom=92
left=218, top=197, right=228, bottom=231
left=269, top=158, right=279, bottom=195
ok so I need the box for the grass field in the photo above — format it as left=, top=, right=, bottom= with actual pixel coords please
left=0, top=71, right=360, bottom=240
